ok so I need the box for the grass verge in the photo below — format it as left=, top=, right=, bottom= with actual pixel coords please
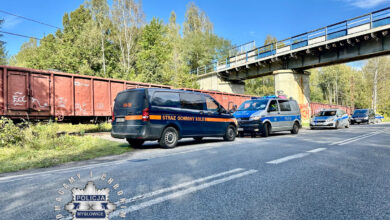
left=0, top=118, right=131, bottom=174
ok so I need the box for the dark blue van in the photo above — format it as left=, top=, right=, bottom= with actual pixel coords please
left=111, top=88, right=238, bottom=148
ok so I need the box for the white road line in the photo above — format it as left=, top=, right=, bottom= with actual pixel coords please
left=337, top=131, right=383, bottom=145
left=306, top=148, right=327, bottom=153
left=329, top=131, right=380, bottom=145
left=109, top=169, right=258, bottom=217
left=119, top=168, right=245, bottom=204
left=266, top=153, right=310, bottom=164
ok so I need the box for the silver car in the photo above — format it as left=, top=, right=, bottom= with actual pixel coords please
left=310, top=109, right=350, bottom=129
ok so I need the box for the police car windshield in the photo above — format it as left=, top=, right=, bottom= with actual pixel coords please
left=237, top=100, right=268, bottom=111
left=317, top=111, right=336, bottom=116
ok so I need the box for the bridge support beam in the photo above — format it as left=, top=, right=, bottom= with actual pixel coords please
left=273, top=70, right=311, bottom=121
left=197, top=73, right=245, bottom=94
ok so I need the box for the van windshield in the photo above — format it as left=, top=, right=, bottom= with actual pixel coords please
left=114, top=90, right=145, bottom=112
left=237, top=100, right=268, bottom=111
left=353, top=109, right=368, bottom=115
left=317, top=111, right=336, bottom=116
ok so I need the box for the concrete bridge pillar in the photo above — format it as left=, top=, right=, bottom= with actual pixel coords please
left=197, top=73, right=245, bottom=94
left=273, top=70, right=311, bottom=121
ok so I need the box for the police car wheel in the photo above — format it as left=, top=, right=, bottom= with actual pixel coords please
left=160, top=127, right=179, bottom=148
left=126, top=139, right=145, bottom=148
left=223, top=125, right=236, bottom=141
left=261, top=123, right=271, bottom=137
left=335, top=121, right=339, bottom=129
left=291, top=122, right=299, bottom=134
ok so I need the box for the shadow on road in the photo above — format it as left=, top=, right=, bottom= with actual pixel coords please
left=134, top=138, right=225, bottom=149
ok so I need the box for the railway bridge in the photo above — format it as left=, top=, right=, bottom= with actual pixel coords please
left=195, top=7, right=390, bottom=119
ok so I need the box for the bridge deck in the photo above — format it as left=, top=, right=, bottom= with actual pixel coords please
left=193, top=7, right=390, bottom=77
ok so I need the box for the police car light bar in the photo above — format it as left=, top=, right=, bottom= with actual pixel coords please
left=251, top=95, right=280, bottom=100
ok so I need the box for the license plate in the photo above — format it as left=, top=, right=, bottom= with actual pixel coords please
left=116, top=118, right=125, bottom=123
left=316, top=122, right=323, bottom=125
left=238, top=128, right=244, bottom=131
left=356, top=120, right=361, bottom=122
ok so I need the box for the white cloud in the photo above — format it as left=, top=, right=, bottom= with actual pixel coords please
left=342, top=0, right=390, bottom=9
left=2, top=16, right=22, bottom=29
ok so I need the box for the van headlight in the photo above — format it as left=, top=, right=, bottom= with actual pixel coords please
left=250, top=116, right=261, bottom=121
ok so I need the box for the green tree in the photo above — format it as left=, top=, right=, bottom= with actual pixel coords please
left=135, top=18, right=170, bottom=84
left=183, top=2, right=231, bottom=72
left=163, top=11, right=197, bottom=88
left=111, top=0, right=144, bottom=79
left=9, top=38, right=38, bottom=67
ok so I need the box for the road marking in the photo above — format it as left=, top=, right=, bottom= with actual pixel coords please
left=338, top=131, right=383, bottom=145
left=266, top=153, right=310, bottom=164
left=109, top=169, right=258, bottom=217
left=306, top=148, right=327, bottom=153
left=120, top=168, right=245, bottom=204
left=330, top=131, right=383, bottom=146
left=267, top=147, right=328, bottom=164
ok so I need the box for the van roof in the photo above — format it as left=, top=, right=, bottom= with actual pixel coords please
left=117, top=88, right=212, bottom=96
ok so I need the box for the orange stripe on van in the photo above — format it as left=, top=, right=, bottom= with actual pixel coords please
left=205, top=118, right=235, bottom=122
left=150, top=115, right=162, bottom=120
left=125, top=115, right=142, bottom=120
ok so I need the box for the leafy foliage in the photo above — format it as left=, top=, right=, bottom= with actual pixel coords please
left=9, top=1, right=229, bottom=88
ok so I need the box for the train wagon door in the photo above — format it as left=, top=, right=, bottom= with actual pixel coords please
left=30, top=74, right=50, bottom=111
left=7, top=71, right=28, bottom=110
left=74, top=78, right=92, bottom=116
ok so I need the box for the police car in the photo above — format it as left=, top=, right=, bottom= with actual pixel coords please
left=111, top=88, right=237, bottom=148
left=375, top=114, right=384, bottom=123
left=310, top=109, right=349, bottom=129
left=233, top=96, right=301, bottom=137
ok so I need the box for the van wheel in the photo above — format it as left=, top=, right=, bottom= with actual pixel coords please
left=194, top=137, right=203, bottom=142
left=223, top=125, right=236, bottom=141
left=159, top=127, right=179, bottom=148
left=291, top=122, right=299, bottom=134
left=261, top=123, right=271, bottom=137
left=126, top=139, right=145, bottom=148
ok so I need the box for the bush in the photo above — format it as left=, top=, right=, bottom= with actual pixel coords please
left=0, top=117, right=25, bottom=148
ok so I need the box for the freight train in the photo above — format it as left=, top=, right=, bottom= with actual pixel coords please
left=0, top=66, right=253, bottom=122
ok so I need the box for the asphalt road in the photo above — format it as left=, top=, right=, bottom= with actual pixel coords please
left=1, top=123, right=390, bottom=219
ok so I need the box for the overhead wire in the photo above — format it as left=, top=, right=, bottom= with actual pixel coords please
left=0, top=30, right=41, bottom=40
left=0, top=9, right=63, bottom=30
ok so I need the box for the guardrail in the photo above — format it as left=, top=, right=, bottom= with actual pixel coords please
left=191, top=7, right=390, bottom=76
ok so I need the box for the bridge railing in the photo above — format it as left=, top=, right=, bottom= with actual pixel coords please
left=191, top=7, right=390, bottom=76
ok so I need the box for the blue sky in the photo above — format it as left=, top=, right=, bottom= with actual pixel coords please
left=2, top=0, right=390, bottom=68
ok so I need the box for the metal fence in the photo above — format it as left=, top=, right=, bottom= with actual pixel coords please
left=191, top=7, right=390, bottom=76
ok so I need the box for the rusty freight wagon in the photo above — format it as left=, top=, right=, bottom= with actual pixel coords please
left=0, top=66, right=256, bottom=122
left=0, top=66, right=171, bottom=122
